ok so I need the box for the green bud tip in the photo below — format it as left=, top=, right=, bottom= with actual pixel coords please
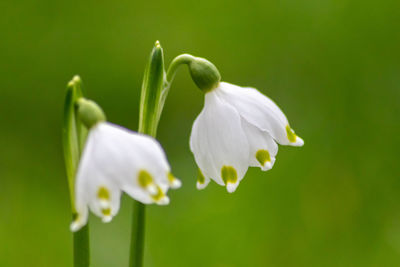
left=155, top=40, right=161, bottom=48
left=188, top=56, right=221, bottom=93
left=76, top=98, right=106, bottom=129
left=67, top=75, right=81, bottom=88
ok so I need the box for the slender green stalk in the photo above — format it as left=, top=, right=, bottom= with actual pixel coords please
left=165, top=54, right=194, bottom=83
left=157, top=54, right=196, bottom=116
left=129, top=201, right=146, bottom=267
left=63, top=76, right=90, bottom=267
left=129, top=41, right=165, bottom=267
left=73, top=226, right=90, bottom=267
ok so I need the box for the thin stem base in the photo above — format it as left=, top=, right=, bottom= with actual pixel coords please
left=129, top=201, right=146, bottom=267
left=73, top=224, right=90, bottom=267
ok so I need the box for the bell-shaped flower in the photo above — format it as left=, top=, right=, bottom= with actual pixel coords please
left=70, top=100, right=180, bottom=232
left=190, top=82, right=303, bottom=193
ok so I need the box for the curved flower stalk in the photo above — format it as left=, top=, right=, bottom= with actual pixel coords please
left=71, top=98, right=181, bottom=232
left=166, top=54, right=304, bottom=193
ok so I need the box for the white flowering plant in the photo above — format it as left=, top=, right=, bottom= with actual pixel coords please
left=62, top=41, right=303, bottom=267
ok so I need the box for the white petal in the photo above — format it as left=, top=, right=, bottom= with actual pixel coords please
left=102, top=216, right=112, bottom=223
left=116, top=133, right=172, bottom=205
left=88, top=184, right=121, bottom=221
left=216, top=82, right=304, bottom=146
left=196, top=179, right=210, bottom=190
left=241, top=120, right=278, bottom=171
left=146, top=184, right=158, bottom=195
left=169, top=178, right=182, bottom=189
left=157, top=196, right=170, bottom=205
left=72, top=121, right=174, bottom=230
left=74, top=123, right=128, bottom=217
left=189, top=91, right=249, bottom=189
left=93, top=122, right=172, bottom=204
left=122, top=187, right=154, bottom=204
left=226, top=181, right=240, bottom=193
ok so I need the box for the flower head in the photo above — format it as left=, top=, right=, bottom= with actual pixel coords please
left=71, top=120, right=181, bottom=232
left=190, top=82, right=303, bottom=193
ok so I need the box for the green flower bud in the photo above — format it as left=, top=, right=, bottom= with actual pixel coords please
left=166, top=54, right=221, bottom=93
left=76, top=98, right=106, bottom=129
left=187, top=57, right=221, bottom=92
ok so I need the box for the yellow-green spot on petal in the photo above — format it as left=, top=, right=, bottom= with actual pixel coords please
left=286, top=125, right=297, bottom=143
left=97, top=186, right=110, bottom=200
left=138, top=170, right=153, bottom=188
left=256, top=149, right=271, bottom=166
left=168, top=172, right=175, bottom=183
left=101, top=208, right=111, bottom=216
left=221, top=166, right=238, bottom=185
left=197, top=169, right=205, bottom=184
left=151, top=186, right=165, bottom=201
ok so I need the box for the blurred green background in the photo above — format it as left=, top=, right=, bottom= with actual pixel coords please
left=1, top=0, right=399, bottom=266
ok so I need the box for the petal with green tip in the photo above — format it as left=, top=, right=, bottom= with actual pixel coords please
left=216, top=82, right=304, bottom=146
left=241, top=119, right=278, bottom=171
left=189, top=91, right=249, bottom=188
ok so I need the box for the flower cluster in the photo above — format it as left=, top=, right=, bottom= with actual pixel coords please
left=67, top=51, right=304, bottom=232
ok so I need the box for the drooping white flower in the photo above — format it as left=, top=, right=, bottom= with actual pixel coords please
left=190, top=82, right=303, bottom=193
left=70, top=122, right=181, bottom=232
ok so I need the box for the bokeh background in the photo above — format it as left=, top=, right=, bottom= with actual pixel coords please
left=1, top=0, right=399, bottom=266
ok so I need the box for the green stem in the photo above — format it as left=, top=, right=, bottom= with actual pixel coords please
left=63, top=76, right=90, bottom=267
left=73, top=225, right=90, bottom=267
left=73, top=113, right=90, bottom=267
left=129, top=41, right=165, bottom=267
left=129, top=201, right=146, bottom=267
left=165, top=54, right=194, bottom=83
left=129, top=44, right=197, bottom=267
left=154, top=54, right=195, bottom=123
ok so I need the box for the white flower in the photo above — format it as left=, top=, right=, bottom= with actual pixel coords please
left=70, top=122, right=181, bottom=232
left=190, top=82, right=303, bottom=193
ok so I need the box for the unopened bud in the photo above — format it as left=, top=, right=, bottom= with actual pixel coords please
left=187, top=57, right=221, bottom=92
left=76, top=98, right=106, bottom=129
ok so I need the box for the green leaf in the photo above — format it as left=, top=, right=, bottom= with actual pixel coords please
left=63, top=76, right=84, bottom=211
left=63, top=76, right=87, bottom=211
left=130, top=41, right=166, bottom=267
left=138, top=41, right=165, bottom=137
left=62, top=75, right=90, bottom=267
